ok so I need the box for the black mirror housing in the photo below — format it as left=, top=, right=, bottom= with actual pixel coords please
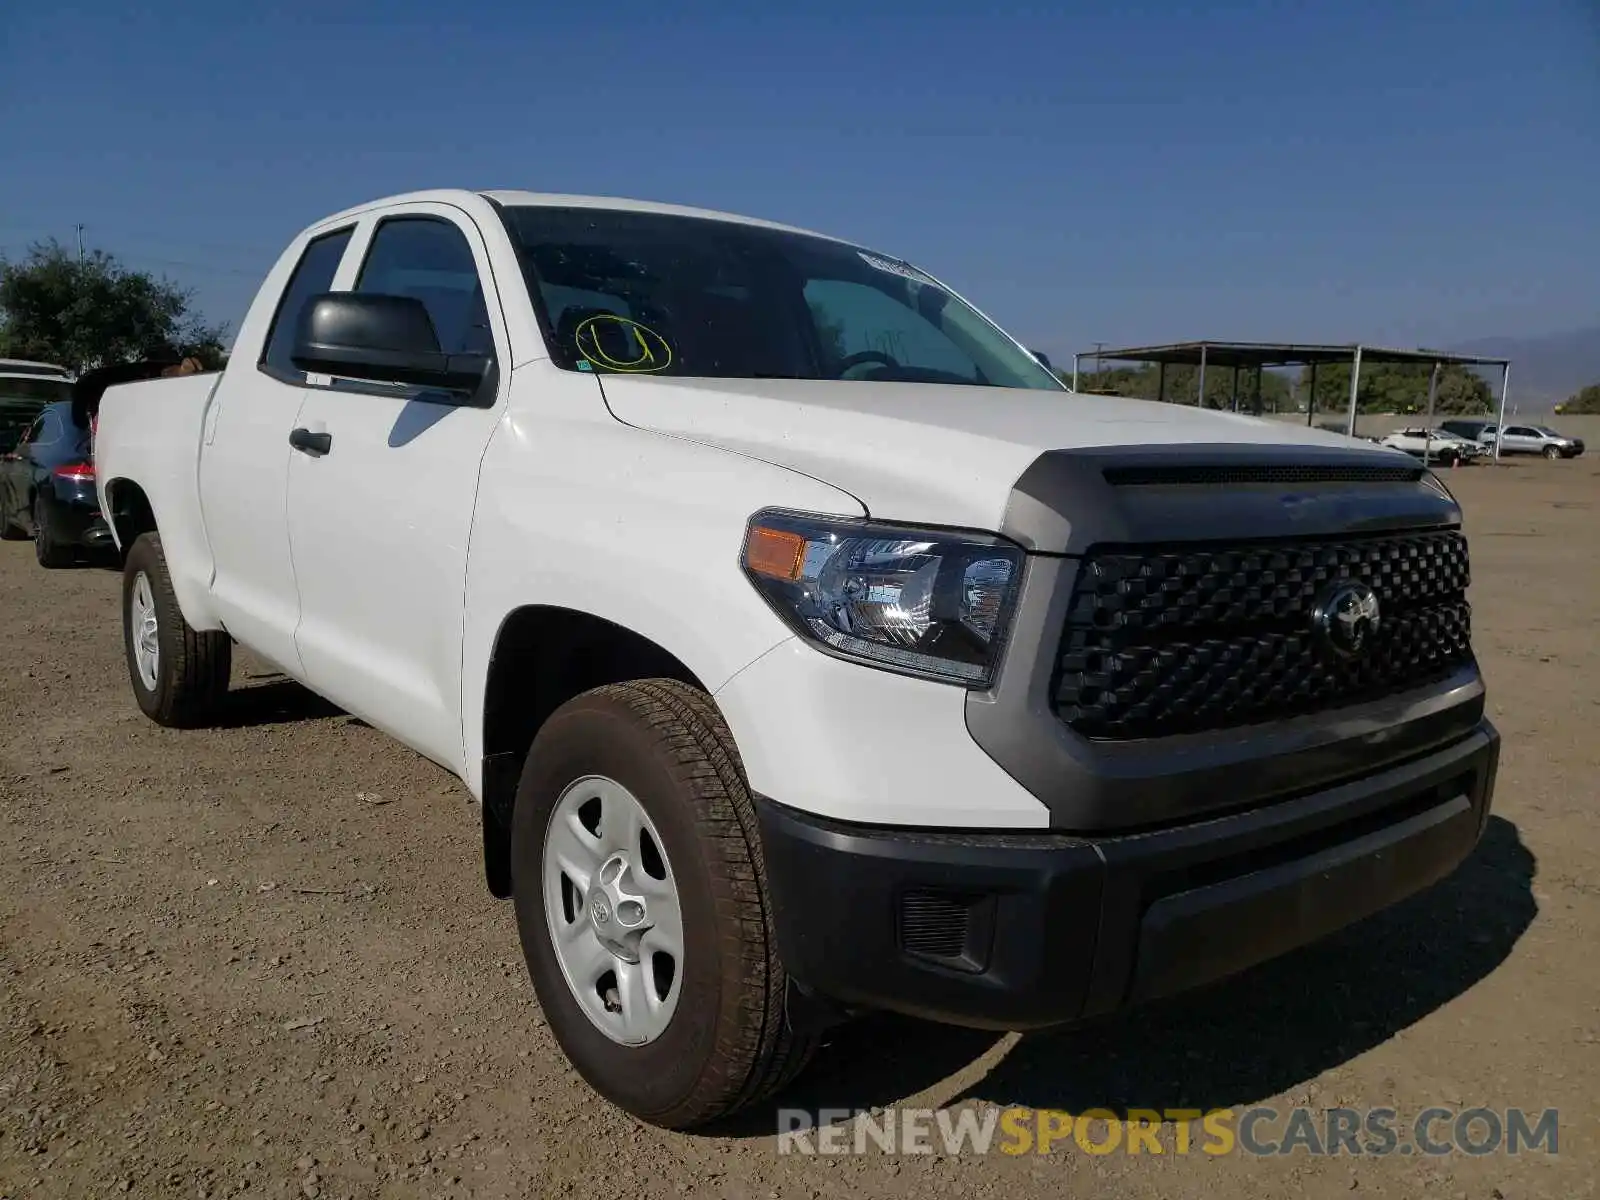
left=291, top=293, right=491, bottom=395
left=1030, top=348, right=1052, bottom=369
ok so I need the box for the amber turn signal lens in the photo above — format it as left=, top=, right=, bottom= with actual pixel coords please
left=744, top=526, right=808, bottom=581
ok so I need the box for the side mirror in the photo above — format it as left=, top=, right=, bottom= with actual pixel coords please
left=291, top=293, right=491, bottom=396
left=1030, top=348, right=1053, bottom=370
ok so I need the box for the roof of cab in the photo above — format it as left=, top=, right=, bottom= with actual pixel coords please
left=308, top=188, right=850, bottom=245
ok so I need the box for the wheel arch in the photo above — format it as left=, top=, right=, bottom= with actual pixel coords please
left=478, top=604, right=712, bottom=898
left=99, top=474, right=222, bottom=632
left=105, top=477, right=158, bottom=550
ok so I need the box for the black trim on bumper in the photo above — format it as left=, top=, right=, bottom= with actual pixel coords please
left=758, top=721, right=1498, bottom=1031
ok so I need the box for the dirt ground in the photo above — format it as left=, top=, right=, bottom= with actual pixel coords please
left=2, top=460, right=1595, bottom=1199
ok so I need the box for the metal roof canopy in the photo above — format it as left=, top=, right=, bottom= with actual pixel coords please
left=1071, top=340, right=1514, bottom=463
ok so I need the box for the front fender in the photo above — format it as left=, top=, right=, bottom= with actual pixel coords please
left=459, top=409, right=865, bottom=799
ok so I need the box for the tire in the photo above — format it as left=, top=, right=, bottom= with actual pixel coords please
left=33, top=497, right=74, bottom=568
left=121, top=531, right=232, bottom=727
left=511, top=679, right=815, bottom=1129
left=1543, top=444, right=1561, bottom=460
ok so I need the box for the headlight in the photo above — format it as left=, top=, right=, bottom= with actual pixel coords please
left=740, top=509, right=1024, bottom=687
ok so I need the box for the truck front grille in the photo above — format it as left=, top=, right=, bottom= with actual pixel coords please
left=1053, top=529, right=1474, bottom=740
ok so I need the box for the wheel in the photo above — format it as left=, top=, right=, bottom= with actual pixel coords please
left=121, top=531, right=232, bottom=726
left=33, top=497, right=75, bottom=567
left=1543, top=444, right=1561, bottom=460
left=511, top=679, right=815, bottom=1129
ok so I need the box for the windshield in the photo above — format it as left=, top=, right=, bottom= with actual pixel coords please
left=499, top=205, right=1063, bottom=391
left=0, top=376, right=73, bottom=451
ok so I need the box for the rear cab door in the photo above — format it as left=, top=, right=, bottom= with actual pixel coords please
left=283, top=200, right=512, bottom=770
left=197, top=222, right=358, bottom=675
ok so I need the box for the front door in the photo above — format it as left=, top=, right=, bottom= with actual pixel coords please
left=1500, top=425, right=1539, bottom=454
left=284, top=204, right=507, bottom=770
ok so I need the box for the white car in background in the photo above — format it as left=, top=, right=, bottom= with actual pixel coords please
left=0, top=359, right=75, bottom=450
left=1378, top=427, right=1486, bottom=465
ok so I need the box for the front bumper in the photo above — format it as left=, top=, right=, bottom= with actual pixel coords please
left=760, top=720, right=1498, bottom=1030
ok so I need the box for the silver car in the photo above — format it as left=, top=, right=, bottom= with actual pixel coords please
left=1482, top=423, right=1585, bottom=460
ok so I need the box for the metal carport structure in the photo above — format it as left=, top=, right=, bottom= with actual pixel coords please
left=1071, top=341, right=1514, bottom=462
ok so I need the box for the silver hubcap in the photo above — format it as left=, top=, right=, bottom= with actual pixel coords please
left=543, top=775, right=683, bottom=1045
left=129, top=572, right=159, bottom=691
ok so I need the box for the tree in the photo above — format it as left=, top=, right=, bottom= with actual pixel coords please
left=1295, top=361, right=1491, bottom=416
left=0, top=240, right=228, bottom=373
left=1560, top=383, right=1600, bottom=414
left=1429, top=365, right=1494, bottom=415
left=1065, top=362, right=1293, bottom=411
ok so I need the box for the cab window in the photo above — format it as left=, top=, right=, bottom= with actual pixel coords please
left=354, top=217, right=492, bottom=357
left=260, top=227, right=356, bottom=381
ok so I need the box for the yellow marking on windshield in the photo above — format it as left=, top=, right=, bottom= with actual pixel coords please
left=576, top=315, right=673, bottom=374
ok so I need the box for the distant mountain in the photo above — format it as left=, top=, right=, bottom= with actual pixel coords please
left=1450, top=326, right=1600, bottom=407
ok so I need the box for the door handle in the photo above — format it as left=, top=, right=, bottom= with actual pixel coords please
left=289, top=427, right=333, bottom=456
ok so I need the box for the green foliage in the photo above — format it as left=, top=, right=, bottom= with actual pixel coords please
left=1065, top=362, right=1293, bottom=411
left=0, top=240, right=228, bottom=373
left=1560, top=383, right=1600, bottom=414
left=1294, top=362, right=1492, bottom=416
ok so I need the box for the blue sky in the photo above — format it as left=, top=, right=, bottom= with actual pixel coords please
left=4, top=0, right=1595, bottom=359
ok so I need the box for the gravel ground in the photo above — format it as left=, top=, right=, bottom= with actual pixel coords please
left=1, top=460, right=1596, bottom=1199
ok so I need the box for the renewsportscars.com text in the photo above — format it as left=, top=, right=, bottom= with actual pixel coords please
left=776, top=1105, right=1560, bottom=1158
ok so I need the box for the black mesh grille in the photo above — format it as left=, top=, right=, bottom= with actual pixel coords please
left=1102, top=463, right=1424, bottom=487
left=899, top=891, right=974, bottom=960
left=1054, top=529, right=1473, bottom=739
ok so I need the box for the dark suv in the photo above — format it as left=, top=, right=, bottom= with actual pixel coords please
left=1438, top=419, right=1494, bottom=443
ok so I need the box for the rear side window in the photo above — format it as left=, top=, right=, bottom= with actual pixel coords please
left=260, top=228, right=354, bottom=379
left=33, top=410, right=62, bottom=446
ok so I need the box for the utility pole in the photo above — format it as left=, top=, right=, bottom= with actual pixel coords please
left=75, top=224, right=85, bottom=262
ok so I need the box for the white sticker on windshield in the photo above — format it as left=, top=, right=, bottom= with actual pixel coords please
left=857, top=251, right=937, bottom=287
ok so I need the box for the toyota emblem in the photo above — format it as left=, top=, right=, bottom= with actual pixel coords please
left=1312, top=582, right=1382, bottom=657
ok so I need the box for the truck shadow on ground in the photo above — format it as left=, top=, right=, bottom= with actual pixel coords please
left=733, top=815, right=1535, bottom=1135
left=214, top=676, right=347, bottom=727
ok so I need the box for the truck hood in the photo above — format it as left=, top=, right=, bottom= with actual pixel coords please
left=598, top=375, right=1393, bottom=531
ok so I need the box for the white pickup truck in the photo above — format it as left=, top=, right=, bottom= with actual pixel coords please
left=93, top=189, right=1500, bottom=1129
